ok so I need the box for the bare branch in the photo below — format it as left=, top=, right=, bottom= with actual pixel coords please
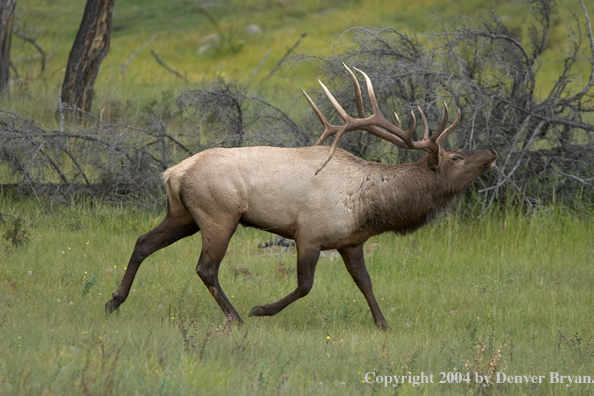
left=552, top=0, right=594, bottom=106
left=265, top=32, right=307, bottom=81
left=151, top=50, right=188, bottom=83
left=552, top=165, right=594, bottom=184
left=14, top=31, right=46, bottom=71
left=120, top=34, right=156, bottom=74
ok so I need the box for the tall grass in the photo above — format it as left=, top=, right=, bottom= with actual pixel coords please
left=5, top=0, right=593, bottom=125
left=1, top=197, right=593, bottom=395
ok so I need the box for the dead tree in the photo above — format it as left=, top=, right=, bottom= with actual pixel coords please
left=0, top=0, right=16, bottom=97
left=59, top=0, right=114, bottom=115
left=177, top=78, right=310, bottom=148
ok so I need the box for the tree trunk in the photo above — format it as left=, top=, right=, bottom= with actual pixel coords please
left=59, top=0, right=114, bottom=115
left=0, top=0, right=16, bottom=98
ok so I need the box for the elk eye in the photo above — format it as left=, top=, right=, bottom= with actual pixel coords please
left=452, top=155, right=462, bottom=161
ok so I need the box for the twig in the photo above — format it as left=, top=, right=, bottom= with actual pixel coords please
left=265, top=32, right=307, bottom=81
left=552, top=165, right=594, bottom=185
left=150, top=50, right=188, bottom=83
left=554, top=0, right=594, bottom=107
left=480, top=120, right=547, bottom=194
left=120, top=35, right=156, bottom=74
left=492, top=94, right=594, bottom=131
left=198, top=7, right=225, bottom=43
left=14, top=31, right=46, bottom=71
left=9, top=61, right=19, bottom=78
left=246, top=49, right=271, bottom=84
left=198, top=7, right=241, bottom=54
left=164, top=134, right=193, bottom=156
left=58, top=90, right=65, bottom=133
left=34, top=143, right=69, bottom=185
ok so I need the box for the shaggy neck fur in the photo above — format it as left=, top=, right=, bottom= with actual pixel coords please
left=358, top=157, right=460, bottom=236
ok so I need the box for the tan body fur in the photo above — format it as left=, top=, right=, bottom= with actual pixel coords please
left=164, top=146, right=464, bottom=249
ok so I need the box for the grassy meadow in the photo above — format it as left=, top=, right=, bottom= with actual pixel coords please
left=2, top=0, right=594, bottom=395
left=1, top=198, right=594, bottom=395
left=5, top=0, right=594, bottom=124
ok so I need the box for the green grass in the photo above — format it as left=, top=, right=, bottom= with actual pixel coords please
left=1, top=197, right=593, bottom=395
left=4, top=0, right=594, bottom=125
left=3, top=1, right=594, bottom=394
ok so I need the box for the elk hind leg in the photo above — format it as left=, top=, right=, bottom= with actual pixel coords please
left=338, top=244, right=389, bottom=330
left=105, top=199, right=198, bottom=313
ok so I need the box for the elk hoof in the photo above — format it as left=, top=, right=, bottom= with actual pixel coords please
left=105, top=294, right=125, bottom=314
left=249, top=305, right=269, bottom=317
left=105, top=300, right=119, bottom=314
left=376, top=322, right=392, bottom=332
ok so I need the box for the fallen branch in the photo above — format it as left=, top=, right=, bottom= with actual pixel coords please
left=265, top=32, right=307, bottom=81
left=120, top=35, right=156, bottom=74
left=9, top=61, right=19, bottom=79
left=151, top=50, right=188, bottom=83
left=246, top=49, right=271, bottom=84
left=14, top=31, right=46, bottom=72
left=553, top=165, right=594, bottom=185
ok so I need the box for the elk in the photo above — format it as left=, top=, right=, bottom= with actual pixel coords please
left=105, top=64, right=497, bottom=329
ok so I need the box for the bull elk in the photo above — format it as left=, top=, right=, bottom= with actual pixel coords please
left=105, top=64, right=497, bottom=329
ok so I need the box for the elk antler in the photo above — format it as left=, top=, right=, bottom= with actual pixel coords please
left=302, top=63, right=462, bottom=174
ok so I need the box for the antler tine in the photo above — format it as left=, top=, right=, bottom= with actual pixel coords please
left=342, top=63, right=366, bottom=118
left=302, top=89, right=342, bottom=146
left=318, top=79, right=350, bottom=122
left=344, top=63, right=409, bottom=148
left=431, top=101, right=450, bottom=140
left=315, top=134, right=343, bottom=175
left=436, top=107, right=461, bottom=145
left=313, top=76, right=355, bottom=174
left=301, top=88, right=329, bottom=128
left=353, top=67, right=381, bottom=115
left=417, top=106, right=429, bottom=141
left=407, top=110, right=417, bottom=135
left=354, top=66, right=419, bottom=146
left=314, top=63, right=367, bottom=148
left=391, top=109, right=417, bottom=147
left=393, top=112, right=402, bottom=128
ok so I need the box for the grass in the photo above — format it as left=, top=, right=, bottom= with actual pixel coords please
left=5, top=0, right=594, bottom=124
left=1, top=197, right=593, bottom=395
left=2, top=0, right=594, bottom=394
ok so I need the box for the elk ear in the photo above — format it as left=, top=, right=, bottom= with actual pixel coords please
left=426, top=146, right=442, bottom=170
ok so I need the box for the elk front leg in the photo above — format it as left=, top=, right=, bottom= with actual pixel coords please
left=106, top=212, right=199, bottom=314
left=196, top=222, right=243, bottom=323
left=338, top=244, right=389, bottom=330
left=249, top=244, right=320, bottom=317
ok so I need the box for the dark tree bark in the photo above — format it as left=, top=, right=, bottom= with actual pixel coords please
left=0, top=0, right=16, bottom=98
left=59, top=0, right=114, bottom=114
